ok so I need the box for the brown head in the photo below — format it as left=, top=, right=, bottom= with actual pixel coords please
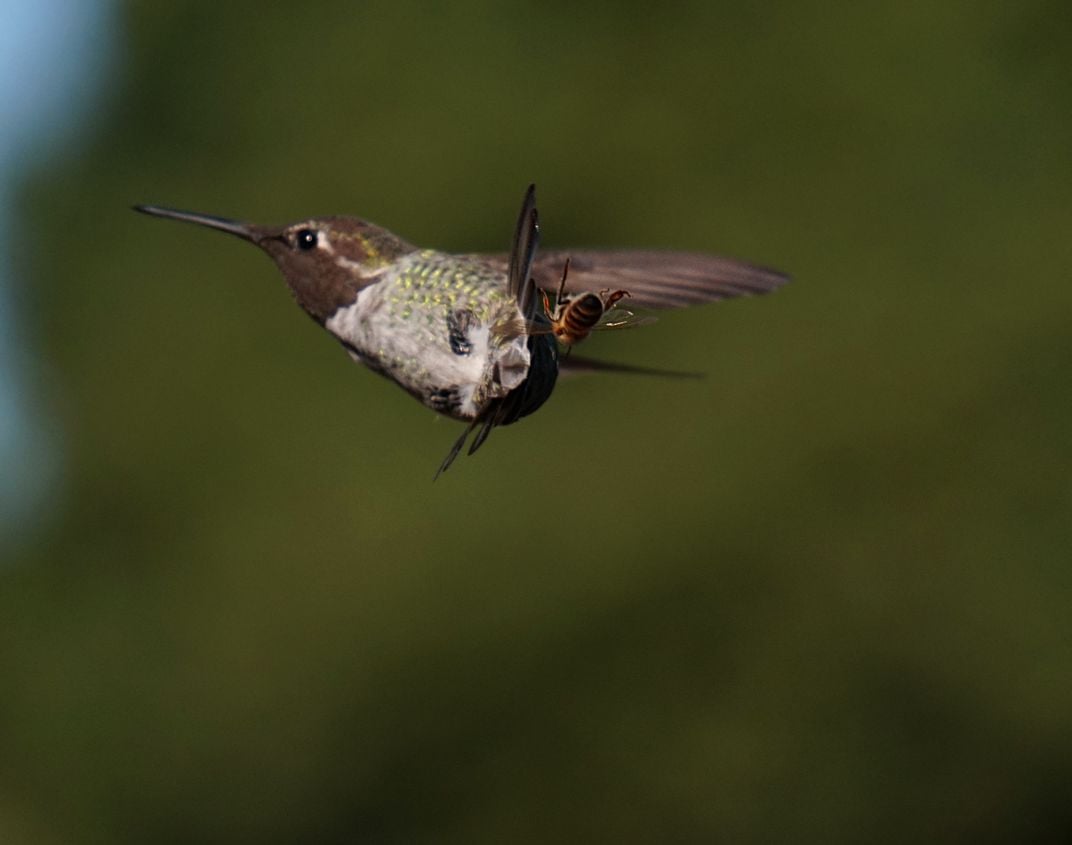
left=134, top=205, right=416, bottom=323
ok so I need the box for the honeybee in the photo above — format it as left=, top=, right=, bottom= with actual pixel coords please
left=538, top=258, right=657, bottom=348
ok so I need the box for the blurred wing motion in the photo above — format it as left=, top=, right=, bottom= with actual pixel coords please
left=481, top=250, right=789, bottom=310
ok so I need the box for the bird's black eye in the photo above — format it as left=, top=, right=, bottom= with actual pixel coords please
left=296, top=228, right=318, bottom=250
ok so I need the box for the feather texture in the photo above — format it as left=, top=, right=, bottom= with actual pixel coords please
left=477, top=249, right=789, bottom=310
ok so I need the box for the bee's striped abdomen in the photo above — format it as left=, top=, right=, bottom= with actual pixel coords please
left=557, top=293, right=604, bottom=338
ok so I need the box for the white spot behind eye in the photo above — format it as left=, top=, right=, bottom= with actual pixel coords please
left=315, top=231, right=335, bottom=255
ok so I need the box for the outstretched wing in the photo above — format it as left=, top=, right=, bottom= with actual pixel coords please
left=559, top=355, right=703, bottom=379
left=506, top=183, right=541, bottom=320
left=479, top=249, right=789, bottom=311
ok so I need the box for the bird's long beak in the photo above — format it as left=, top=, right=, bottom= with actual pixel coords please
left=133, top=205, right=260, bottom=242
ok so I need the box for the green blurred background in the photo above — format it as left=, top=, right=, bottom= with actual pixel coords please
left=2, top=1, right=1071, bottom=841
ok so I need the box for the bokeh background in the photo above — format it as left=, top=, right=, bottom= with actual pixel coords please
left=2, top=1, right=1071, bottom=841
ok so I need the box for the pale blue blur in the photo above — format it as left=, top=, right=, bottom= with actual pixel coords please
left=0, top=0, right=116, bottom=535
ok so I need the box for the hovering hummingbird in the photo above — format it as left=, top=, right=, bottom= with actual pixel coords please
left=134, top=186, right=788, bottom=476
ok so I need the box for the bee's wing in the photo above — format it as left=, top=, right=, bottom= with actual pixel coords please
left=477, top=250, right=788, bottom=310
left=597, top=309, right=659, bottom=330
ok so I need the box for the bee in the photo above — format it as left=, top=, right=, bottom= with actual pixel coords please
left=538, top=258, right=657, bottom=348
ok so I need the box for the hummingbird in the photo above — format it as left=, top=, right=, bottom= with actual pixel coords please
left=134, top=186, right=788, bottom=476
